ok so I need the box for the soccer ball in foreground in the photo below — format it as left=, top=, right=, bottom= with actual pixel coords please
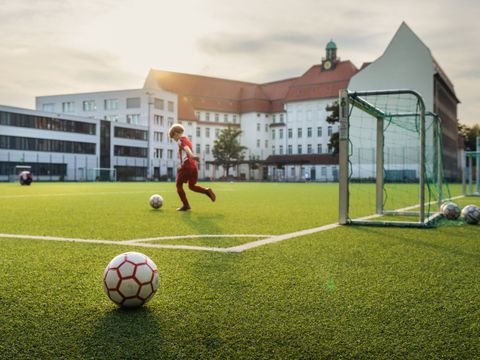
left=103, top=252, right=160, bottom=308
left=149, top=194, right=163, bottom=209
left=461, top=205, right=480, bottom=225
left=440, top=201, right=455, bottom=213
left=442, top=203, right=460, bottom=220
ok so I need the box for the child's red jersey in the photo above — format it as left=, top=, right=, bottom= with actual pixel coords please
left=177, top=136, right=197, bottom=167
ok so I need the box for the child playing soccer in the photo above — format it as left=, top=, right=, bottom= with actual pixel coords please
left=169, top=124, right=216, bottom=211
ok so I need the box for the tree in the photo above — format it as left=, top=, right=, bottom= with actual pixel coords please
left=459, top=122, right=480, bottom=150
left=212, top=127, right=247, bottom=177
left=325, top=100, right=339, bottom=154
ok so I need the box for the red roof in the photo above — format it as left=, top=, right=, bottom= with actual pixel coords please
left=145, top=61, right=358, bottom=120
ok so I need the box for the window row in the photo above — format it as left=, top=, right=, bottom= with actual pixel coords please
left=195, top=112, right=238, bottom=124
left=271, top=144, right=333, bottom=155
left=114, top=145, right=147, bottom=158
left=282, top=126, right=333, bottom=139
left=42, top=98, right=175, bottom=113
left=0, top=135, right=96, bottom=154
left=114, top=127, right=148, bottom=141
left=0, top=161, right=67, bottom=176
left=0, top=111, right=96, bottom=135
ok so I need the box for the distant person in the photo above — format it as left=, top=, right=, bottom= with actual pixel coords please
left=19, top=171, right=33, bottom=186
left=169, top=124, right=216, bottom=211
left=304, top=171, right=311, bottom=183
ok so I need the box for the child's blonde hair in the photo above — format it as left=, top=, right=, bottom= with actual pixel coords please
left=169, top=123, right=185, bottom=139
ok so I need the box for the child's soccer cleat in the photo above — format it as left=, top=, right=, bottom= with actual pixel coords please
left=206, top=188, right=216, bottom=202
left=176, top=205, right=191, bottom=211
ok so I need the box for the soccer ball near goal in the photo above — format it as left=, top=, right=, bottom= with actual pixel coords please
left=442, top=203, right=460, bottom=220
left=103, top=252, right=160, bottom=308
left=440, top=201, right=455, bottom=213
left=461, top=205, right=480, bottom=225
left=149, top=194, right=164, bottom=209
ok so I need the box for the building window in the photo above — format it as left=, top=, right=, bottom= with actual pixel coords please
left=272, top=114, right=276, bottom=123
left=167, top=101, right=174, bottom=112
left=224, top=114, right=228, bottom=123
left=265, top=124, right=268, bottom=132
left=105, top=115, right=119, bottom=122
left=279, top=145, right=284, bottom=155
left=196, top=144, right=200, bottom=153
left=298, top=128, right=302, bottom=138
left=288, top=128, right=292, bottom=138
left=215, top=113, right=219, bottom=122
left=298, top=145, right=302, bottom=154
left=154, top=115, right=164, bottom=126
left=215, top=128, right=220, bottom=137
left=328, top=126, right=332, bottom=136
left=154, top=98, right=164, bottom=110
left=206, top=128, right=210, bottom=138
left=104, top=99, right=118, bottom=111
left=233, top=115, right=237, bottom=123
left=307, top=127, right=312, bottom=137
left=154, top=148, right=163, bottom=159
left=82, top=100, right=96, bottom=112
left=114, top=145, right=147, bottom=158
left=206, top=112, right=210, bottom=121
left=115, top=127, right=148, bottom=141
left=272, top=129, right=276, bottom=139
left=265, top=140, right=268, bottom=148
left=206, top=144, right=210, bottom=154
left=307, top=144, right=312, bottom=154
left=257, top=123, right=260, bottom=131
left=272, top=146, right=275, bottom=155
left=257, top=139, right=260, bottom=147
left=195, top=112, right=200, bottom=120
left=318, top=126, right=322, bottom=137
left=153, top=131, right=164, bottom=142
left=167, top=149, right=173, bottom=159
left=279, top=129, right=284, bottom=139
left=196, top=127, right=201, bottom=137
left=317, top=144, right=322, bottom=154
left=167, top=118, right=173, bottom=128
left=288, top=145, right=292, bottom=154
left=321, top=166, right=327, bottom=176
left=42, top=103, right=55, bottom=112
left=126, top=97, right=141, bottom=109
left=206, top=163, right=210, bottom=171
left=62, top=102, right=75, bottom=113
left=280, top=113, right=284, bottom=122
left=126, top=114, right=140, bottom=125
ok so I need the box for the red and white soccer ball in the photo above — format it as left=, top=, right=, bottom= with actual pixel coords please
left=103, top=252, right=160, bottom=308
left=149, top=194, right=164, bottom=209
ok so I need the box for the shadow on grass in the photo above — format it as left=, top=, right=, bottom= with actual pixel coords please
left=352, top=226, right=480, bottom=262
left=83, top=306, right=163, bottom=359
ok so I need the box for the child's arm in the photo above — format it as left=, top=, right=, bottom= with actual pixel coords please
left=184, top=145, right=200, bottom=161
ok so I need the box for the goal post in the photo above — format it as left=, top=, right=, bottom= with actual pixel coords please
left=463, top=135, right=480, bottom=196
left=86, top=168, right=117, bottom=182
left=339, top=89, right=448, bottom=228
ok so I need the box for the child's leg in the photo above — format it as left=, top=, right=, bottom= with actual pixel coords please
left=187, top=179, right=208, bottom=194
left=176, top=177, right=190, bottom=207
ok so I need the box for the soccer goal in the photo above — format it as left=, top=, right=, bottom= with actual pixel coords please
left=463, top=150, right=480, bottom=197
left=86, top=168, right=117, bottom=182
left=338, top=89, right=449, bottom=227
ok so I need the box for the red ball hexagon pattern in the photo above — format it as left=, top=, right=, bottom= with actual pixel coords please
left=103, top=252, right=160, bottom=308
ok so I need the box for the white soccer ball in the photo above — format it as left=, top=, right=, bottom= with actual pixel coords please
left=461, top=205, right=480, bottom=225
left=442, top=203, right=460, bottom=220
left=149, top=194, right=163, bottom=209
left=440, top=201, right=456, bottom=212
left=103, top=252, right=160, bottom=308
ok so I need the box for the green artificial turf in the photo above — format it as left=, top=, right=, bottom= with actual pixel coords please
left=0, top=182, right=478, bottom=359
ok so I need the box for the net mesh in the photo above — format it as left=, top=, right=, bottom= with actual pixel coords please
left=346, top=91, right=450, bottom=224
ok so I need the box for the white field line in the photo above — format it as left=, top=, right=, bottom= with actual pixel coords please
left=0, top=195, right=466, bottom=253
left=123, top=234, right=271, bottom=243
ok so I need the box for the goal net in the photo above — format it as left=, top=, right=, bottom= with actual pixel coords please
left=86, top=168, right=117, bottom=182
left=463, top=151, right=480, bottom=196
left=338, top=89, right=450, bottom=227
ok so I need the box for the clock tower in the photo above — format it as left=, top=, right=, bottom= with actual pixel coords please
left=322, top=39, right=337, bottom=71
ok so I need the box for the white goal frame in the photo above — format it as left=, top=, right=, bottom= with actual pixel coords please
left=87, top=168, right=117, bottom=182
left=338, top=89, right=444, bottom=228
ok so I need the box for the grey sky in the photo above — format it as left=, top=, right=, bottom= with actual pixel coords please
left=0, top=0, right=478, bottom=125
